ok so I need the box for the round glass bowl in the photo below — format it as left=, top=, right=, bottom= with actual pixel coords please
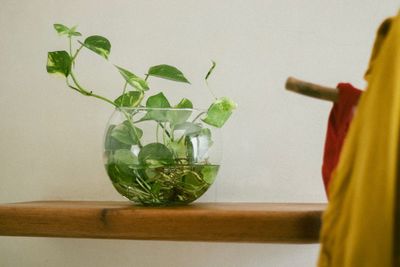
left=103, top=107, right=221, bottom=206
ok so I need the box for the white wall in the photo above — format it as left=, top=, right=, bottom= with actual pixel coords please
left=0, top=1, right=398, bottom=266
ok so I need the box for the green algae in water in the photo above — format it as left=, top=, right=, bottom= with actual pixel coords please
left=106, top=163, right=219, bottom=205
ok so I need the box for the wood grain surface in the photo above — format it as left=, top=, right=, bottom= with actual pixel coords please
left=0, top=201, right=325, bottom=243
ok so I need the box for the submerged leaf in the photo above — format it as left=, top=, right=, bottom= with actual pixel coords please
left=147, top=64, right=190, bottom=83
left=202, top=97, right=237, bottom=128
left=112, top=149, right=139, bottom=166
left=138, top=143, right=173, bottom=167
left=46, top=51, right=71, bottom=77
left=107, top=149, right=139, bottom=184
left=115, top=66, right=149, bottom=91
left=182, top=172, right=203, bottom=188
left=82, top=35, right=111, bottom=59
left=114, top=91, right=144, bottom=107
left=201, top=165, right=219, bottom=184
left=104, top=125, right=131, bottom=150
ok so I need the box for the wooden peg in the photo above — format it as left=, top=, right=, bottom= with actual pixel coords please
left=285, top=77, right=338, bottom=102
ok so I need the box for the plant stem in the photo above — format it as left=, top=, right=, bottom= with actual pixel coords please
left=206, top=82, right=218, bottom=100
left=120, top=82, right=128, bottom=107
left=156, top=123, right=160, bottom=143
left=144, top=74, right=149, bottom=81
left=69, top=71, right=117, bottom=107
left=158, top=122, right=172, bottom=141
left=192, top=111, right=206, bottom=123
left=69, top=37, right=72, bottom=57
left=88, top=92, right=118, bottom=107
left=162, top=122, right=166, bottom=144
left=64, top=39, right=144, bottom=149
left=72, top=44, right=84, bottom=62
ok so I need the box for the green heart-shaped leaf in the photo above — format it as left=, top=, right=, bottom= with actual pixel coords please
left=147, top=64, right=190, bottom=83
left=146, top=92, right=171, bottom=108
left=112, top=149, right=139, bottom=166
left=173, top=122, right=202, bottom=135
left=202, top=97, right=237, bottom=128
left=105, top=125, right=132, bottom=150
left=82, top=35, right=111, bottom=59
left=138, top=143, right=173, bottom=167
left=110, top=120, right=143, bottom=145
left=168, top=98, right=193, bottom=125
left=115, top=66, right=149, bottom=91
left=175, top=98, right=193, bottom=109
left=46, top=51, right=71, bottom=77
left=114, top=91, right=144, bottom=107
left=142, top=92, right=171, bottom=122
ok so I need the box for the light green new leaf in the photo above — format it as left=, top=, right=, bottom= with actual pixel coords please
left=138, top=143, right=173, bottom=167
left=53, top=24, right=82, bottom=37
left=115, top=66, right=149, bottom=91
left=46, top=51, right=71, bottom=77
left=147, top=64, right=190, bottom=83
left=68, top=26, right=82, bottom=36
left=114, top=91, right=144, bottom=107
left=82, top=35, right=111, bottom=59
left=111, top=120, right=143, bottom=145
left=202, top=97, right=237, bottom=128
left=53, top=24, right=70, bottom=35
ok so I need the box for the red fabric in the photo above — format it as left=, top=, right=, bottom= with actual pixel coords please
left=322, top=83, right=362, bottom=196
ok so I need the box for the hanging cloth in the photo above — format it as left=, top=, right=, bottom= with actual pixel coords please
left=318, top=13, right=400, bottom=267
left=322, top=83, right=362, bottom=196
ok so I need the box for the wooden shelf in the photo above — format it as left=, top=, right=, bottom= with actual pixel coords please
left=0, top=201, right=325, bottom=243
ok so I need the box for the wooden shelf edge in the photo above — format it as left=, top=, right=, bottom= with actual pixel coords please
left=0, top=201, right=326, bottom=243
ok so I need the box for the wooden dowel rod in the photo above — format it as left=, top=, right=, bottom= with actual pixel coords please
left=285, top=77, right=338, bottom=102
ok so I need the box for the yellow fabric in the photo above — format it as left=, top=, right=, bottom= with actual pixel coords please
left=318, top=13, right=400, bottom=267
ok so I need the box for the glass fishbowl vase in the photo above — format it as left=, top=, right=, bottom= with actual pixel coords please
left=103, top=107, right=222, bottom=206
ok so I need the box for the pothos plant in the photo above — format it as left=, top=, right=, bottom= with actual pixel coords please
left=46, top=24, right=236, bottom=205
